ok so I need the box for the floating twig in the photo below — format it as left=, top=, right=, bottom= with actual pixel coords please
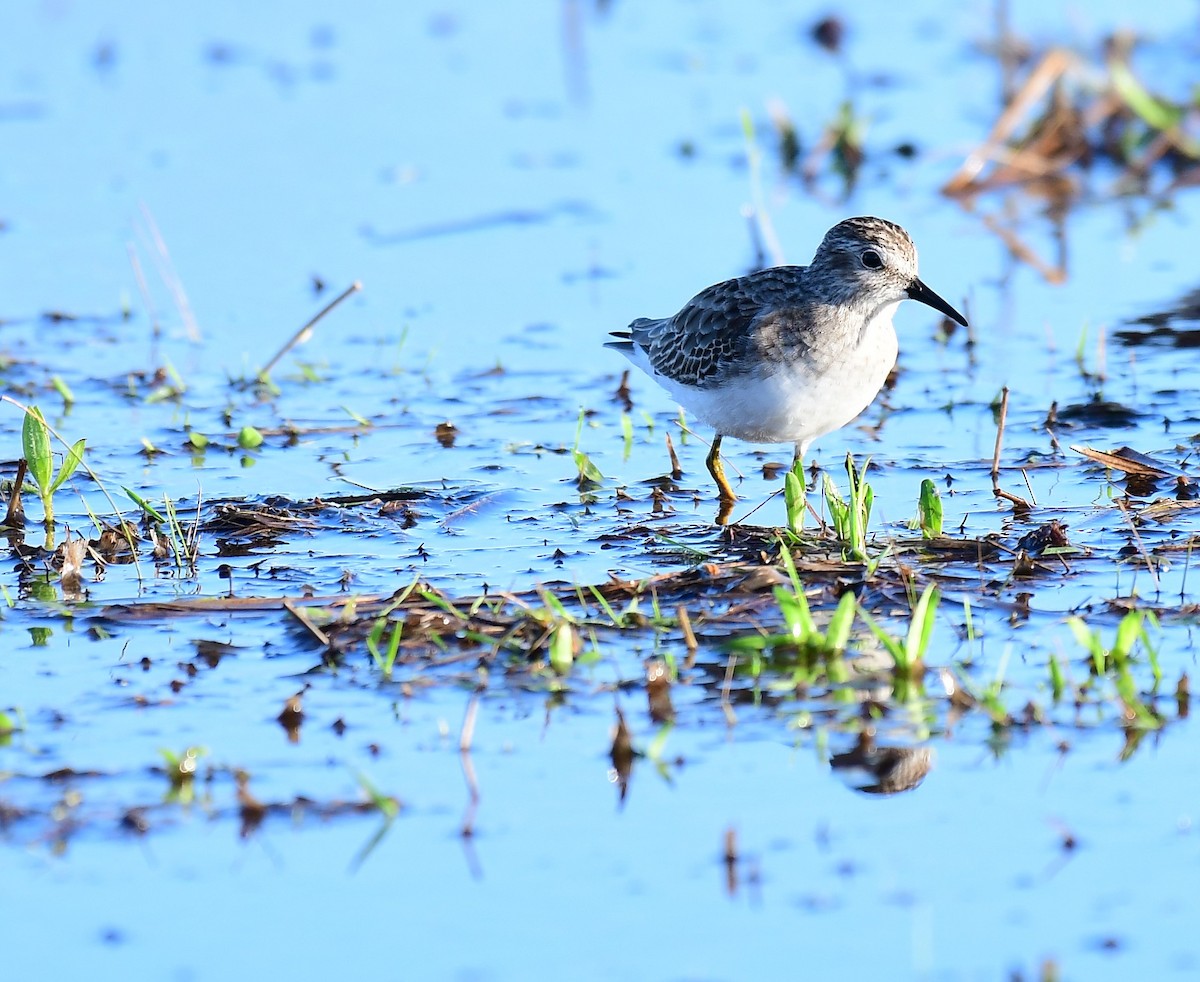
left=257, top=280, right=362, bottom=382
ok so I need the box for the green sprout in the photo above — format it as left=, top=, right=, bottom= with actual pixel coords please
left=160, top=745, right=208, bottom=803
left=1067, top=609, right=1162, bottom=730
left=21, top=405, right=86, bottom=548
left=123, top=488, right=198, bottom=575
left=726, top=539, right=856, bottom=655
left=784, top=458, right=807, bottom=536
left=549, top=621, right=576, bottom=675
left=914, top=478, right=943, bottom=539
left=823, top=453, right=873, bottom=561
left=571, top=409, right=603, bottom=491
left=859, top=583, right=940, bottom=677
left=366, top=617, right=404, bottom=679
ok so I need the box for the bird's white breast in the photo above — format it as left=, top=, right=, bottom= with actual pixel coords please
left=638, top=301, right=900, bottom=454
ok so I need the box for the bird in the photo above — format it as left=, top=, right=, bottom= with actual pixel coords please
left=606, top=216, right=967, bottom=520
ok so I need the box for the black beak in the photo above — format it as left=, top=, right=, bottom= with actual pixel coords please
left=907, top=278, right=967, bottom=327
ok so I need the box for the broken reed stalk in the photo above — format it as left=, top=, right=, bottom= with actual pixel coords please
left=3, top=458, right=26, bottom=527
left=721, top=653, right=737, bottom=726
left=991, top=386, right=1034, bottom=512
left=459, top=748, right=480, bottom=839
left=282, top=597, right=333, bottom=648
left=257, top=280, right=363, bottom=382
left=126, top=242, right=160, bottom=339
left=137, top=203, right=201, bottom=342
left=991, top=386, right=1009, bottom=489
left=459, top=691, right=482, bottom=838
left=1116, top=499, right=1160, bottom=590
left=459, top=688, right=480, bottom=753
left=677, top=604, right=698, bottom=669
left=665, top=432, right=683, bottom=480
left=676, top=605, right=697, bottom=651
left=981, top=212, right=1067, bottom=284
left=943, top=48, right=1072, bottom=195
left=723, top=826, right=739, bottom=896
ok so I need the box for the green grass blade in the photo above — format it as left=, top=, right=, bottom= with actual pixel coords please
left=49, top=438, right=86, bottom=493
left=905, top=585, right=939, bottom=664
left=123, top=486, right=167, bottom=523
left=21, top=406, right=52, bottom=493
left=1066, top=617, right=1106, bottom=674
left=824, top=590, right=857, bottom=652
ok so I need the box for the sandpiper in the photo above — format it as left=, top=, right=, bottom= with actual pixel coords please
left=607, top=216, right=967, bottom=518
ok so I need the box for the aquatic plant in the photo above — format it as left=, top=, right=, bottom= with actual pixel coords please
left=823, top=453, right=874, bottom=561
left=859, top=583, right=940, bottom=678
left=913, top=478, right=943, bottom=539
left=123, top=488, right=199, bottom=575
left=784, top=458, right=806, bottom=536
left=571, top=409, right=603, bottom=491
left=727, top=539, right=856, bottom=655
left=1067, top=609, right=1162, bottom=730
left=366, top=618, right=403, bottom=678
left=21, top=405, right=86, bottom=549
left=159, top=746, right=207, bottom=804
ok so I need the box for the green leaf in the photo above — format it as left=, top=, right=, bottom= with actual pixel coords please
left=237, top=426, right=264, bottom=449
left=1112, top=609, right=1144, bottom=662
left=341, top=406, right=371, bottom=427
left=383, top=621, right=403, bottom=674
left=573, top=449, right=603, bottom=487
left=918, top=478, right=943, bottom=538
left=1143, top=611, right=1162, bottom=685
left=1048, top=652, right=1064, bottom=701
left=905, top=585, right=939, bottom=664
left=722, top=634, right=772, bottom=652
left=549, top=622, right=575, bottom=675
left=857, top=606, right=905, bottom=663
left=777, top=537, right=804, bottom=595
left=354, top=770, right=400, bottom=819
left=825, top=590, right=857, bottom=652
left=773, top=585, right=815, bottom=640
left=645, top=721, right=674, bottom=764
left=49, top=439, right=86, bottom=493
left=22, top=406, right=52, bottom=493
left=123, top=486, right=167, bottom=523
left=1110, top=61, right=1183, bottom=133
left=51, top=376, right=75, bottom=406
left=1066, top=617, right=1105, bottom=674
left=365, top=617, right=386, bottom=666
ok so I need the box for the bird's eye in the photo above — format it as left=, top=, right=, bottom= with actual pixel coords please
left=861, top=249, right=883, bottom=270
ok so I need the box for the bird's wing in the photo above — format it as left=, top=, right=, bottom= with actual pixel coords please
left=624, top=269, right=806, bottom=387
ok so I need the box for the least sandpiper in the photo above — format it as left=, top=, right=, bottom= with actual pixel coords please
left=607, top=216, right=967, bottom=518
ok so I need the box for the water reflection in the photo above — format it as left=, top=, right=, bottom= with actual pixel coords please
left=830, top=729, right=934, bottom=795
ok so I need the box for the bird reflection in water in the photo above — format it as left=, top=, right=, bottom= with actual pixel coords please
left=830, top=728, right=933, bottom=795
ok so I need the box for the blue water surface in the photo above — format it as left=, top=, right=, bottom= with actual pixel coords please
left=3, top=1, right=1200, bottom=979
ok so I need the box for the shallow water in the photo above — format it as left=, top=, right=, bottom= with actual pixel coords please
left=4, top=1, right=1200, bottom=979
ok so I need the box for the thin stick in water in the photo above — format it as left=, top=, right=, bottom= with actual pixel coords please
left=665, top=431, right=682, bottom=479
left=257, top=280, right=363, bottom=381
left=991, top=385, right=1009, bottom=488
left=721, top=653, right=737, bottom=727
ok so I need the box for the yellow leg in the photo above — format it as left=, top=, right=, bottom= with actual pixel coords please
left=705, top=434, right=737, bottom=504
